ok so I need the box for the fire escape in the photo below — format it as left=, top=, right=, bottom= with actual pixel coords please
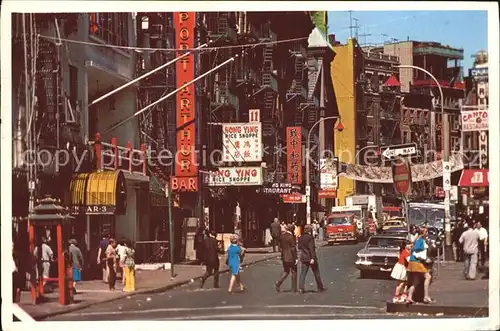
left=285, top=40, right=308, bottom=126
left=136, top=13, right=176, bottom=179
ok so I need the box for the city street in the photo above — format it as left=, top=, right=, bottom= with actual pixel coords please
left=48, top=243, right=399, bottom=321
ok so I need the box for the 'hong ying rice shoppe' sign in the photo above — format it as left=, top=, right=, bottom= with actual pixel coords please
left=222, top=123, right=262, bottom=162
left=206, top=167, right=263, bottom=186
left=173, top=12, right=198, bottom=192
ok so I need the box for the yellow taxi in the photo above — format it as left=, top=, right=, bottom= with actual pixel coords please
left=382, top=218, right=407, bottom=231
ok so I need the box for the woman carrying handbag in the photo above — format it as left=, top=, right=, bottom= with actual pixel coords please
left=406, top=227, right=434, bottom=304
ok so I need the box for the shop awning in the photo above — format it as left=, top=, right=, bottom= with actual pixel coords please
left=69, top=170, right=127, bottom=215
left=458, top=169, right=489, bottom=187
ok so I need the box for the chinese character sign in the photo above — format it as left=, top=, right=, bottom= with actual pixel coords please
left=222, top=123, right=262, bottom=162
left=287, top=126, right=302, bottom=184
left=174, top=12, right=198, bottom=180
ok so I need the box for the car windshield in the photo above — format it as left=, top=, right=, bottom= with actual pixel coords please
left=328, top=217, right=351, bottom=225
left=386, top=221, right=401, bottom=226
left=367, top=237, right=403, bottom=248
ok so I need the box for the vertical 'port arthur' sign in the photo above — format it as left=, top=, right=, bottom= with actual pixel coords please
left=173, top=12, right=198, bottom=192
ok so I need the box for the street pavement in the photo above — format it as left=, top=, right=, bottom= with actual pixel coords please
left=47, top=242, right=401, bottom=321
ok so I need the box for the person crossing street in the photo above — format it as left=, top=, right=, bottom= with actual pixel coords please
left=200, top=230, right=221, bottom=289
left=275, top=224, right=298, bottom=293
left=298, top=224, right=326, bottom=294
left=270, top=218, right=281, bottom=252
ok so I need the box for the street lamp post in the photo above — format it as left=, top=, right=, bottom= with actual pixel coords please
left=396, top=65, right=453, bottom=259
left=306, top=116, right=341, bottom=225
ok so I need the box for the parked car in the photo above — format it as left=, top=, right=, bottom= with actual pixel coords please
left=381, top=226, right=408, bottom=237
left=355, top=234, right=406, bottom=278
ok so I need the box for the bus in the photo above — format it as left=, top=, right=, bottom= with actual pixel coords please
left=407, top=202, right=456, bottom=228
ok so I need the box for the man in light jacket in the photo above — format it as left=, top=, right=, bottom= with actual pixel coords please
left=459, top=219, right=480, bottom=280
left=298, top=224, right=326, bottom=294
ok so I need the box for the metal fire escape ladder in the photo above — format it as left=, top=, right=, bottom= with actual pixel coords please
left=36, top=39, right=61, bottom=146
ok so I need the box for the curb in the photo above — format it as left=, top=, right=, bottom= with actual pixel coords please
left=386, top=301, right=488, bottom=317
left=34, top=253, right=279, bottom=320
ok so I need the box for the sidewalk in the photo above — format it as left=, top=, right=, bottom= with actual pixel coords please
left=386, top=261, right=489, bottom=317
left=18, top=252, right=280, bottom=320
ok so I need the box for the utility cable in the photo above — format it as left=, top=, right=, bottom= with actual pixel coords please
left=37, top=34, right=308, bottom=53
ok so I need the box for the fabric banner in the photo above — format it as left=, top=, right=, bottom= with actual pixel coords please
left=336, top=154, right=464, bottom=183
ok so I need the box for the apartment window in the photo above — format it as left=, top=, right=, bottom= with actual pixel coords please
left=89, top=13, right=129, bottom=47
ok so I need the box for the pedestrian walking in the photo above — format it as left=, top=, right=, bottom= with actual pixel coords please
left=123, top=240, right=136, bottom=292
left=298, top=224, right=326, bottom=294
left=226, top=234, right=246, bottom=294
left=391, top=240, right=411, bottom=303
left=34, top=237, right=54, bottom=288
left=116, top=238, right=127, bottom=285
left=280, top=221, right=286, bottom=233
left=459, top=219, right=480, bottom=280
left=97, top=231, right=110, bottom=283
left=68, top=239, right=84, bottom=294
left=195, top=226, right=206, bottom=263
left=275, top=224, right=298, bottom=293
left=294, top=222, right=302, bottom=239
left=200, top=230, right=221, bottom=289
left=475, top=221, right=488, bottom=267
left=406, top=227, right=434, bottom=304
left=270, top=217, right=281, bottom=252
left=105, top=238, right=118, bottom=291
left=453, top=220, right=465, bottom=261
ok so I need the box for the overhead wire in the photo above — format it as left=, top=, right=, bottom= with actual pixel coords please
left=37, top=34, right=308, bottom=53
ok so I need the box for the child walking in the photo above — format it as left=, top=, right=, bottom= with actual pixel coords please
left=391, top=240, right=411, bottom=303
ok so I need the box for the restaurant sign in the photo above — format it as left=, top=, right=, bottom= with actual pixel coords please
left=70, top=205, right=115, bottom=215
left=286, top=126, right=302, bottom=184
left=222, top=123, right=262, bottom=162
left=262, top=183, right=292, bottom=195
left=461, top=110, right=488, bottom=132
left=206, top=167, right=263, bottom=186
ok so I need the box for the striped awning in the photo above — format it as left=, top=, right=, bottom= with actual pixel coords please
left=69, top=171, right=127, bottom=215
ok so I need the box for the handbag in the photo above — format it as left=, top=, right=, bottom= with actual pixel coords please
left=413, top=249, right=427, bottom=261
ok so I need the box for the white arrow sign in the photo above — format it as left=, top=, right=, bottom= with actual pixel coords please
left=381, top=143, right=417, bottom=159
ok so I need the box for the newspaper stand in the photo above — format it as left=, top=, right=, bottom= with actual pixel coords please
left=28, top=196, right=75, bottom=305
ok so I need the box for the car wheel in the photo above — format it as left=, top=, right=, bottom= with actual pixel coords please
left=360, top=270, right=367, bottom=279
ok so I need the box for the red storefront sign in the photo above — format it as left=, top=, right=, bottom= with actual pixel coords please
left=281, top=193, right=305, bottom=204
left=174, top=12, right=198, bottom=191
left=318, top=189, right=337, bottom=199
left=171, top=176, right=198, bottom=192
left=286, top=127, right=302, bottom=184
left=458, top=169, right=489, bottom=187
left=391, top=157, right=412, bottom=195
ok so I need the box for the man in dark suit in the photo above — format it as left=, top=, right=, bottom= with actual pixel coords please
left=275, top=224, right=298, bottom=292
left=270, top=218, right=281, bottom=252
left=200, top=230, right=221, bottom=289
left=298, top=224, right=326, bottom=294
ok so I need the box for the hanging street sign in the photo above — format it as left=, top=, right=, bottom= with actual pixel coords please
left=381, top=143, right=417, bottom=159
left=392, top=157, right=413, bottom=195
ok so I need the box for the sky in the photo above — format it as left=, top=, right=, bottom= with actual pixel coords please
left=327, top=10, right=488, bottom=72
